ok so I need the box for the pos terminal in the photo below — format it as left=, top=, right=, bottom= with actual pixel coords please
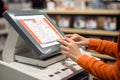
left=2, top=10, right=66, bottom=67
left=1, top=10, right=91, bottom=80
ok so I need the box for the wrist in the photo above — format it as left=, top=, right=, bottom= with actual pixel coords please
left=75, top=54, right=84, bottom=62
left=84, top=38, right=89, bottom=47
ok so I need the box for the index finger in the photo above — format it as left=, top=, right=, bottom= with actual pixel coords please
left=65, top=34, right=73, bottom=38
left=65, top=38, right=75, bottom=43
left=57, top=39, right=71, bottom=47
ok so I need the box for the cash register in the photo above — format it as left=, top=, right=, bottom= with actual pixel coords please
left=1, top=10, right=89, bottom=80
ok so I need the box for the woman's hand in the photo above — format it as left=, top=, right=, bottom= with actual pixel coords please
left=58, top=38, right=84, bottom=61
left=65, top=34, right=89, bottom=47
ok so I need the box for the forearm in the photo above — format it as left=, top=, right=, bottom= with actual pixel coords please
left=76, top=55, right=117, bottom=80
left=87, top=39, right=117, bottom=58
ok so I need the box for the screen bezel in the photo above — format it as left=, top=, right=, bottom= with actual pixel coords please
left=3, top=10, right=64, bottom=59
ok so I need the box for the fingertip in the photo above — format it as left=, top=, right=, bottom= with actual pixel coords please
left=57, top=39, right=65, bottom=42
left=62, top=37, right=65, bottom=40
left=57, top=39, right=59, bottom=41
left=57, top=39, right=61, bottom=42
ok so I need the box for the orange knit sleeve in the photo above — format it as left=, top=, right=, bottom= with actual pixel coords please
left=76, top=39, right=120, bottom=80
left=76, top=55, right=119, bottom=80
left=88, top=39, right=118, bottom=58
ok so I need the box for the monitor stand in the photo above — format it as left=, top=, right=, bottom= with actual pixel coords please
left=2, top=27, right=66, bottom=67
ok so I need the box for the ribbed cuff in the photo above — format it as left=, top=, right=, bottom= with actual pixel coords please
left=76, top=54, right=92, bottom=67
left=88, top=39, right=101, bottom=50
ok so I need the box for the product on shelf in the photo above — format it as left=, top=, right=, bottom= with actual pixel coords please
left=46, top=0, right=56, bottom=10
left=102, top=0, right=115, bottom=2
left=97, top=16, right=104, bottom=29
left=73, top=16, right=85, bottom=29
left=74, top=0, right=86, bottom=10
left=85, top=16, right=97, bottom=30
left=53, top=0, right=75, bottom=10
left=62, top=0, right=74, bottom=10
left=103, top=16, right=117, bottom=31
left=88, top=0, right=104, bottom=9
left=58, top=16, right=71, bottom=28
left=7, top=0, right=32, bottom=10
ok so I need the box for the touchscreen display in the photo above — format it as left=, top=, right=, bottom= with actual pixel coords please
left=16, top=15, right=63, bottom=48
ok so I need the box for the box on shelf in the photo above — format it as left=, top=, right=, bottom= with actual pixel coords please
left=57, top=16, right=71, bottom=28
left=73, top=16, right=98, bottom=30
left=48, top=14, right=118, bottom=32
left=85, top=16, right=98, bottom=30
left=73, top=16, right=86, bottom=29
left=103, top=16, right=117, bottom=31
